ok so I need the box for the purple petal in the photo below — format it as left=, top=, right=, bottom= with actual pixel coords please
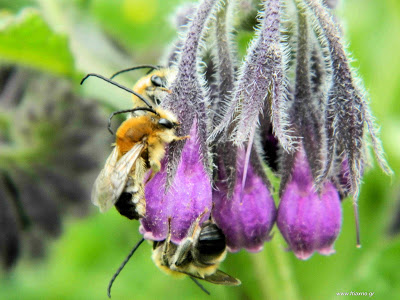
left=277, top=148, right=342, bottom=260
left=140, top=122, right=212, bottom=244
left=212, top=148, right=276, bottom=252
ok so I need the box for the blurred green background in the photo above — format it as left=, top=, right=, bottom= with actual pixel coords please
left=0, top=0, right=399, bottom=299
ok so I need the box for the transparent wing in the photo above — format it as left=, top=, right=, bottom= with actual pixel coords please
left=91, top=143, right=145, bottom=212
left=202, top=269, right=241, bottom=286
left=182, top=269, right=241, bottom=286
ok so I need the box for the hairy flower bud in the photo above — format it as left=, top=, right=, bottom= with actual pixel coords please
left=211, top=0, right=292, bottom=152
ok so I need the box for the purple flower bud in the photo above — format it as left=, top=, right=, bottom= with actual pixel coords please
left=303, top=0, right=392, bottom=197
left=277, top=148, right=342, bottom=260
left=166, top=3, right=197, bottom=67
left=140, top=122, right=212, bottom=244
left=212, top=148, right=276, bottom=253
left=211, top=0, right=293, bottom=152
left=333, top=158, right=364, bottom=200
left=162, top=0, right=218, bottom=187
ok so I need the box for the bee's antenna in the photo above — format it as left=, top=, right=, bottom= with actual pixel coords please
left=110, top=65, right=161, bottom=80
left=80, top=73, right=154, bottom=108
left=108, top=107, right=159, bottom=135
left=107, top=237, right=145, bottom=299
left=189, top=277, right=211, bottom=295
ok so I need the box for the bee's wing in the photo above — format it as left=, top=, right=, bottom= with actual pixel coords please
left=183, top=270, right=240, bottom=286
left=200, top=270, right=241, bottom=286
left=91, top=143, right=145, bottom=212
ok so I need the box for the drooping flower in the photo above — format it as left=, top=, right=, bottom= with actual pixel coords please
left=302, top=0, right=392, bottom=198
left=277, top=5, right=342, bottom=258
left=140, top=0, right=218, bottom=242
left=162, top=0, right=217, bottom=183
left=140, top=121, right=212, bottom=243
left=277, top=147, right=342, bottom=260
left=213, top=147, right=276, bottom=252
left=208, top=0, right=276, bottom=253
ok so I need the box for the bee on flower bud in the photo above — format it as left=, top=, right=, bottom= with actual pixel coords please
left=81, top=72, right=188, bottom=219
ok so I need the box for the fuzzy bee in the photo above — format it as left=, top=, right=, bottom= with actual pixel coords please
left=108, top=211, right=241, bottom=297
left=152, top=211, right=241, bottom=287
left=81, top=72, right=187, bottom=219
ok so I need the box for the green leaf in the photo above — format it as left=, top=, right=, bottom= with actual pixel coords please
left=0, top=0, right=35, bottom=12
left=0, top=8, right=75, bottom=76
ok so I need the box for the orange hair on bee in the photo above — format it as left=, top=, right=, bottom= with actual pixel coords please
left=115, top=115, right=155, bottom=155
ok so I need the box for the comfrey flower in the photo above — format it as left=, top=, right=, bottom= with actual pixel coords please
left=140, top=120, right=212, bottom=243
left=208, top=0, right=276, bottom=252
left=213, top=147, right=277, bottom=252
left=275, top=5, right=343, bottom=259
left=104, top=0, right=391, bottom=276
left=276, top=0, right=390, bottom=258
left=277, top=145, right=342, bottom=260
left=207, top=0, right=390, bottom=259
left=140, top=0, right=218, bottom=243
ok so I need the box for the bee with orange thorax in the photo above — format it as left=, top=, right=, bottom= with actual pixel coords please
left=81, top=70, right=187, bottom=219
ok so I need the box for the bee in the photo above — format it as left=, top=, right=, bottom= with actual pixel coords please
left=81, top=72, right=187, bottom=219
left=109, top=65, right=177, bottom=108
left=107, top=212, right=241, bottom=298
left=152, top=211, right=241, bottom=286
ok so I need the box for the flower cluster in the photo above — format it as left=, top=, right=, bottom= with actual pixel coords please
left=141, top=0, right=391, bottom=261
left=105, top=0, right=391, bottom=263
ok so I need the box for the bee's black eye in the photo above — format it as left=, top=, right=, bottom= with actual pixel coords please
left=159, top=118, right=174, bottom=129
left=151, top=75, right=165, bottom=87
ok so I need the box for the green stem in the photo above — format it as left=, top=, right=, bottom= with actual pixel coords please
left=270, top=235, right=301, bottom=300
left=249, top=249, right=280, bottom=300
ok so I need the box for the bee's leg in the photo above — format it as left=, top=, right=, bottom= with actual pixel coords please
left=174, top=135, right=190, bottom=141
left=146, top=138, right=164, bottom=183
left=187, top=208, right=209, bottom=238
left=170, top=208, right=208, bottom=271
left=161, top=217, right=173, bottom=266
left=159, top=87, right=172, bottom=94
left=130, top=184, right=146, bottom=218
left=145, top=159, right=160, bottom=184
left=129, top=159, right=147, bottom=217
